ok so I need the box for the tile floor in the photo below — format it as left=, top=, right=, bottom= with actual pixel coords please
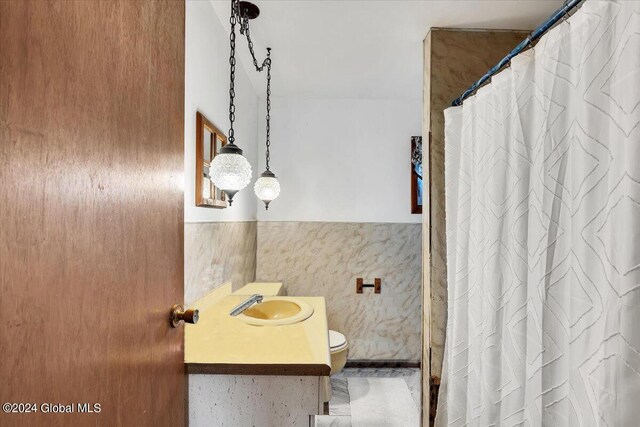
left=316, top=368, right=421, bottom=426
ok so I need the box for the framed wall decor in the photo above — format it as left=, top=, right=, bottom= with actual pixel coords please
left=195, top=112, right=228, bottom=208
left=411, top=136, right=423, bottom=214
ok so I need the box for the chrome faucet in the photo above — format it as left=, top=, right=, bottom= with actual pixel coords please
left=229, top=294, right=264, bottom=316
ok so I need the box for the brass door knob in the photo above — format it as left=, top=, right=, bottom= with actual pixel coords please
left=170, top=304, right=199, bottom=328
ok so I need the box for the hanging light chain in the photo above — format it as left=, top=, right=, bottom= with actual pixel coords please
left=228, top=0, right=239, bottom=144
left=265, top=48, right=272, bottom=171
left=239, top=15, right=273, bottom=172
left=242, top=17, right=269, bottom=72
left=232, top=1, right=279, bottom=209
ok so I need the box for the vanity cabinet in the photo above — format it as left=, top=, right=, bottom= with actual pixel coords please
left=189, top=374, right=323, bottom=426
left=185, top=283, right=331, bottom=426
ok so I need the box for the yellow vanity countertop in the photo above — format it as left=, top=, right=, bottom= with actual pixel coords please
left=185, top=293, right=331, bottom=376
left=233, top=282, right=285, bottom=296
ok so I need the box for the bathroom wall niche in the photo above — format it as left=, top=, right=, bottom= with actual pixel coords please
left=195, top=111, right=228, bottom=208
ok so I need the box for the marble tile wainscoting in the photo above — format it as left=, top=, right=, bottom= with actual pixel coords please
left=184, top=221, right=257, bottom=304
left=257, top=222, right=422, bottom=361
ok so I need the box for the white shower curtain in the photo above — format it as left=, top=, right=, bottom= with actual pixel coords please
left=438, top=1, right=640, bottom=426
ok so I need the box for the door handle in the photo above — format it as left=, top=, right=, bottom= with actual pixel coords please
left=170, top=304, right=199, bottom=328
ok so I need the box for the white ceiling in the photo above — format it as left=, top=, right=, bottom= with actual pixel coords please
left=210, top=0, right=564, bottom=100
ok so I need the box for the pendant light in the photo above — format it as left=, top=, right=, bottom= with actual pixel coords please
left=209, top=0, right=252, bottom=205
left=254, top=48, right=280, bottom=210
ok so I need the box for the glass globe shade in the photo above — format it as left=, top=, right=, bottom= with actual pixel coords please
left=209, top=153, right=252, bottom=193
left=254, top=175, right=280, bottom=209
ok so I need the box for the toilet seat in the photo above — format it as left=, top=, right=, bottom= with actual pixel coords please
left=329, top=330, right=348, bottom=352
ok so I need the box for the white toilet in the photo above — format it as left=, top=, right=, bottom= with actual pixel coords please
left=323, top=330, right=349, bottom=402
left=329, top=330, right=348, bottom=374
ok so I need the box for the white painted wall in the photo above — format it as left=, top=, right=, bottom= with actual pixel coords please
left=185, top=0, right=259, bottom=223
left=186, top=2, right=422, bottom=224
left=256, top=97, right=422, bottom=223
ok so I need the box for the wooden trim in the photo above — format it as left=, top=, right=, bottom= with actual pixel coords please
left=186, top=363, right=331, bottom=377
left=195, top=111, right=228, bottom=209
left=427, top=131, right=433, bottom=251
left=195, top=112, right=205, bottom=207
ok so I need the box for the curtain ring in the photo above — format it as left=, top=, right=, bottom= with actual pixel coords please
left=562, top=0, right=571, bottom=24
left=526, top=36, right=535, bottom=52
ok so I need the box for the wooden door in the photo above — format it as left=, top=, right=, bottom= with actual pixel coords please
left=0, top=1, right=186, bottom=425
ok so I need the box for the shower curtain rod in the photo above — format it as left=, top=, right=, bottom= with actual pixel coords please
left=451, top=0, right=585, bottom=107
